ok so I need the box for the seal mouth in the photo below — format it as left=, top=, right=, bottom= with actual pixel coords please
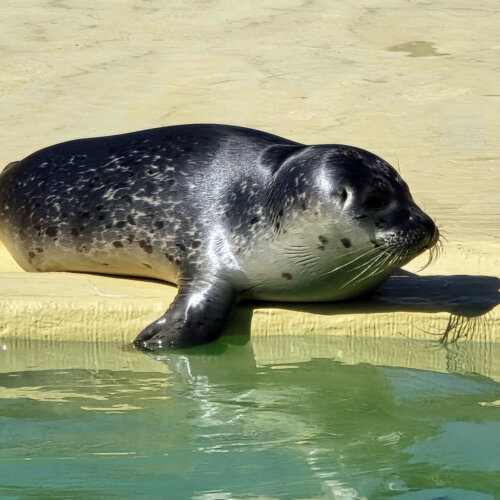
left=375, top=222, right=441, bottom=271
left=425, top=225, right=440, bottom=249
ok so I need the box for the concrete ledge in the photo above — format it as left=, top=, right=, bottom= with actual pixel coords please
left=0, top=241, right=498, bottom=344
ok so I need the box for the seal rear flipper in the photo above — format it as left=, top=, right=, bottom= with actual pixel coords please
left=133, top=278, right=236, bottom=350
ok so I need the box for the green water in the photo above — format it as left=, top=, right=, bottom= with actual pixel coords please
left=0, top=337, right=499, bottom=499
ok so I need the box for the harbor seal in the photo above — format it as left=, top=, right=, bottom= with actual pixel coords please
left=0, top=124, right=438, bottom=350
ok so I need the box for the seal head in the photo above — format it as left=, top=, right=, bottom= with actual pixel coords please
left=231, top=143, right=438, bottom=304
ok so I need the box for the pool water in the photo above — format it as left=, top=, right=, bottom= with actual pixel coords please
left=1, top=336, right=499, bottom=499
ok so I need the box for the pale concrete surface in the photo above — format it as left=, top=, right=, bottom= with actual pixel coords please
left=0, top=1, right=498, bottom=351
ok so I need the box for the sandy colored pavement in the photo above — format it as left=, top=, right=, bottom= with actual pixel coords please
left=0, top=0, right=499, bottom=357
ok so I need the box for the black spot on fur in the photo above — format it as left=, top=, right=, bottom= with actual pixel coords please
left=317, top=245, right=325, bottom=251
left=174, top=258, right=182, bottom=266
left=45, top=226, right=57, bottom=238
left=138, top=240, right=153, bottom=254
left=105, top=223, right=112, bottom=229
left=341, top=238, right=352, bottom=248
left=370, top=239, right=380, bottom=248
left=98, top=215, right=105, bottom=221
left=301, top=202, right=307, bottom=211
left=126, top=234, right=135, bottom=243
left=282, top=272, right=293, bottom=280
left=318, top=235, right=328, bottom=245
left=191, top=240, right=201, bottom=249
left=71, top=228, right=79, bottom=237
left=113, top=241, right=124, bottom=248
left=166, top=254, right=174, bottom=263
left=127, top=215, right=136, bottom=225
left=250, top=216, right=260, bottom=224
left=35, top=247, right=43, bottom=253
left=143, top=263, right=152, bottom=268
left=154, top=221, right=164, bottom=229
left=28, top=251, right=35, bottom=259
left=176, top=243, right=186, bottom=252
left=116, top=221, right=126, bottom=229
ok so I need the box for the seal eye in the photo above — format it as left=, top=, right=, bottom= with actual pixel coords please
left=364, top=194, right=388, bottom=211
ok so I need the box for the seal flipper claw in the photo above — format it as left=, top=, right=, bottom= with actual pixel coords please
left=133, top=278, right=235, bottom=350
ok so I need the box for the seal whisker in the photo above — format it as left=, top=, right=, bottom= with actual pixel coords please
left=350, top=249, right=405, bottom=289
left=387, top=249, right=407, bottom=270
left=345, top=251, right=385, bottom=274
left=416, top=233, right=445, bottom=272
left=339, top=259, right=382, bottom=289
left=417, top=248, right=434, bottom=272
left=339, top=248, right=394, bottom=289
left=321, top=245, right=384, bottom=278
left=346, top=244, right=394, bottom=272
left=335, top=244, right=385, bottom=259
left=362, top=250, right=397, bottom=281
left=360, top=247, right=408, bottom=284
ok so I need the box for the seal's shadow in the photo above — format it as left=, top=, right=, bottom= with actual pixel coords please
left=225, top=272, right=500, bottom=344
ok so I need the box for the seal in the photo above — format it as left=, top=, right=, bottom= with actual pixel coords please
left=0, top=124, right=438, bottom=350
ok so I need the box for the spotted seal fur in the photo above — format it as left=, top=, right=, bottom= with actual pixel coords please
left=0, top=124, right=438, bottom=349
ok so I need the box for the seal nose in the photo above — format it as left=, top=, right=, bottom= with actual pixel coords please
left=416, top=213, right=438, bottom=247
left=427, top=219, right=439, bottom=247
left=407, top=209, right=438, bottom=247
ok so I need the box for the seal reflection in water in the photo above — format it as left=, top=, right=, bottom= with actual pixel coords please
left=0, top=124, right=439, bottom=350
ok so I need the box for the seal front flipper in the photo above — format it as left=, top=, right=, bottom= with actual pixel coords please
left=133, top=278, right=236, bottom=351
